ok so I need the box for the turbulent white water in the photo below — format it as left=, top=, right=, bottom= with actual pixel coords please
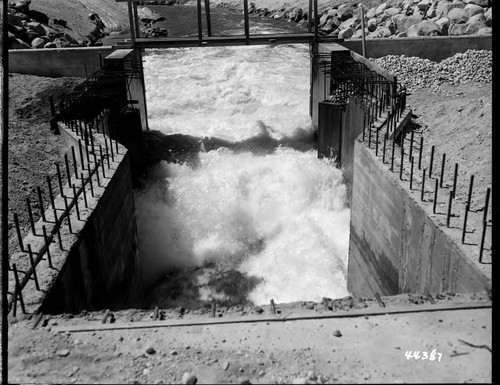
left=137, top=44, right=351, bottom=305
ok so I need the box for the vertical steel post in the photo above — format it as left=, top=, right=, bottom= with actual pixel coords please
left=204, top=0, right=212, bottom=37
left=308, top=0, right=312, bottom=33
left=197, top=0, right=203, bottom=46
left=133, top=1, right=141, bottom=38
left=243, top=0, right=250, bottom=45
left=127, top=0, right=136, bottom=47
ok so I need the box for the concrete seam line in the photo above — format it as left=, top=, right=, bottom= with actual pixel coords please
left=53, top=301, right=492, bottom=333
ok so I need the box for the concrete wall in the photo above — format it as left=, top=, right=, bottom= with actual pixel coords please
left=340, top=35, right=492, bottom=61
left=40, top=125, right=143, bottom=314
left=347, top=138, right=491, bottom=297
left=9, top=46, right=114, bottom=78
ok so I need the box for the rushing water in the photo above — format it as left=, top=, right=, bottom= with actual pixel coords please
left=135, top=8, right=350, bottom=307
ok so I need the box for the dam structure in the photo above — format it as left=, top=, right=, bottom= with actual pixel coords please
left=9, top=0, right=491, bottom=332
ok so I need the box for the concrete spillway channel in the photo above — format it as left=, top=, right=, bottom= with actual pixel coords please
left=6, top=44, right=490, bottom=317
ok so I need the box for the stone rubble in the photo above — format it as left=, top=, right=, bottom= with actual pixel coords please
left=248, top=0, right=492, bottom=39
left=372, top=49, right=492, bottom=92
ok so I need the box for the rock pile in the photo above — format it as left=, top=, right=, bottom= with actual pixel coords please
left=249, top=0, right=492, bottom=39
left=372, top=49, right=491, bottom=92
left=7, top=0, right=104, bottom=49
left=138, top=6, right=169, bottom=37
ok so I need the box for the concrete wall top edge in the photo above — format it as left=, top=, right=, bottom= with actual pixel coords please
left=9, top=46, right=114, bottom=53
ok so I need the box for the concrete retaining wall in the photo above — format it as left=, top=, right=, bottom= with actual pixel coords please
left=40, top=125, right=142, bottom=314
left=347, top=138, right=491, bottom=297
left=340, top=35, right=492, bottom=61
left=9, top=46, right=114, bottom=78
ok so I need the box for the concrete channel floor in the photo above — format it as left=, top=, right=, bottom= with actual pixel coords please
left=8, top=306, right=491, bottom=384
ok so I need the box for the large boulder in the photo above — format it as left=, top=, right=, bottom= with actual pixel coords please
left=367, top=17, right=378, bottom=32
left=464, top=0, right=490, bottom=6
left=7, top=24, right=29, bottom=44
left=338, top=28, right=354, bottom=38
left=447, top=8, right=469, bottom=23
left=44, top=41, right=57, bottom=48
left=392, top=14, right=409, bottom=33
left=10, top=0, right=31, bottom=14
left=476, top=26, right=492, bottom=34
left=407, top=23, right=419, bottom=36
left=321, top=17, right=340, bottom=33
left=436, top=1, right=464, bottom=19
left=416, top=20, right=440, bottom=35
left=54, top=37, right=71, bottom=48
left=449, top=22, right=468, bottom=35
left=464, top=4, right=484, bottom=17
left=366, top=6, right=377, bottom=19
left=7, top=13, right=24, bottom=27
left=375, top=3, right=388, bottom=16
left=384, top=7, right=401, bottom=17
left=417, top=0, right=433, bottom=12
left=319, top=12, right=329, bottom=26
left=426, top=1, right=439, bottom=18
left=336, top=7, right=353, bottom=21
left=339, top=16, right=360, bottom=30
left=138, top=7, right=165, bottom=22
left=435, top=17, right=450, bottom=34
left=10, top=38, right=31, bottom=49
left=371, top=26, right=393, bottom=37
left=404, top=12, right=423, bottom=31
left=31, top=37, right=46, bottom=48
left=484, top=7, right=492, bottom=26
left=465, top=13, right=487, bottom=33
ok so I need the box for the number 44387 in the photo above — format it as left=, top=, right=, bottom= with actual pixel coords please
left=405, top=349, right=442, bottom=362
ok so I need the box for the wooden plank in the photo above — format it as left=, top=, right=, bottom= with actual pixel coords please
left=350, top=50, right=396, bottom=83
left=52, top=301, right=491, bottom=333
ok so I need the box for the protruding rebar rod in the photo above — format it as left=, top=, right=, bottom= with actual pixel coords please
left=71, top=146, right=78, bottom=176
left=84, top=135, right=91, bottom=166
left=368, top=124, right=372, bottom=148
left=109, top=134, right=114, bottom=162
left=375, top=128, right=379, bottom=156
left=433, top=178, right=438, bottom=214
left=374, top=292, right=385, bottom=308
left=410, top=157, right=414, bottom=190
left=46, top=176, right=55, bottom=210
left=64, top=196, right=73, bottom=234
left=421, top=168, right=426, bottom=201
left=14, top=213, right=25, bottom=252
left=12, top=264, right=26, bottom=314
left=452, top=163, right=458, bottom=199
left=399, top=146, right=404, bottom=180
left=483, top=188, right=491, bottom=223
left=27, top=245, right=40, bottom=291
left=78, top=139, right=85, bottom=170
left=72, top=186, right=81, bottom=221
left=409, top=131, right=414, bottom=162
left=80, top=174, right=88, bottom=208
left=418, top=136, right=423, bottom=170
left=93, top=153, right=101, bottom=187
left=211, top=302, right=216, bottom=318
left=391, top=136, right=395, bottom=172
left=429, top=145, right=435, bottom=178
left=64, top=154, right=72, bottom=188
left=54, top=210, right=63, bottom=250
left=49, top=95, right=56, bottom=117
left=382, top=132, right=388, bottom=163
left=479, top=219, right=487, bottom=263
left=36, top=186, right=46, bottom=222
left=466, top=175, right=474, bottom=209
left=439, top=153, right=446, bottom=188
left=56, top=163, right=64, bottom=196
left=446, top=191, right=453, bottom=227
left=99, top=145, right=106, bottom=178
left=461, top=203, right=469, bottom=244
left=104, top=138, right=111, bottom=168
left=26, top=198, right=37, bottom=235
left=42, top=225, right=53, bottom=268
left=270, top=299, right=276, bottom=314
left=88, top=170, right=94, bottom=197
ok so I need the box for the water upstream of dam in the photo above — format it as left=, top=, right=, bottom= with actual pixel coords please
left=134, top=6, right=351, bottom=308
